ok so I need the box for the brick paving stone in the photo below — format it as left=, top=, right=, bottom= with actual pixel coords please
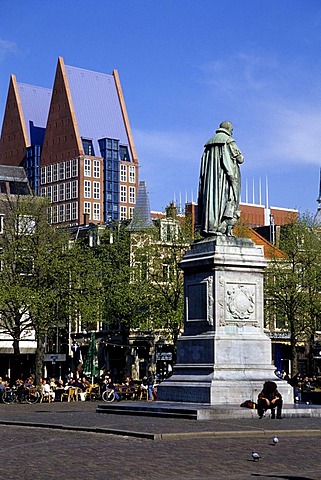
left=1, top=402, right=321, bottom=479
left=0, top=425, right=320, bottom=480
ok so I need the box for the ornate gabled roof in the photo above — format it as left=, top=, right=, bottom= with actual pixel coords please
left=127, top=181, right=155, bottom=231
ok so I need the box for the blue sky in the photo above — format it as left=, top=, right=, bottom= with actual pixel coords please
left=1, top=0, right=321, bottom=214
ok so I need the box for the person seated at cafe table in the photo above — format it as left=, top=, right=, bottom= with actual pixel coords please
left=106, top=377, right=120, bottom=401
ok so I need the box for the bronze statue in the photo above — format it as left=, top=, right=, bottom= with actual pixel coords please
left=197, top=121, right=244, bottom=237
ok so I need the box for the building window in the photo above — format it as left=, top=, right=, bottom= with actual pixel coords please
left=120, top=206, right=127, bottom=220
left=72, top=202, right=78, bottom=220
left=59, top=162, right=65, bottom=180
left=53, top=185, right=58, bottom=203
left=53, top=205, right=58, bottom=224
left=129, top=207, right=134, bottom=219
left=93, top=203, right=100, bottom=221
left=0, top=214, right=4, bottom=234
left=82, top=139, right=94, bottom=156
left=40, top=187, right=46, bottom=197
left=65, top=160, right=71, bottom=179
left=129, top=166, right=135, bottom=183
left=84, top=202, right=91, bottom=218
left=41, top=167, right=46, bottom=185
left=53, top=164, right=58, bottom=182
left=72, top=180, right=78, bottom=199
left=129, top=186, right=135, bottom=204
left=84, top=180, right=91, bottom=198
left=120, top=185, right=127, bottom=203
left=93, top=160, right=100, bottom=178
left=47, top=165, right=52, bottom=183
left=120, top=164, right=127, bottom=182
left=59, top=204, right=65, bottom=222
left=47, top=186, right=52, bottom=201
left=120, top=145, right=130, bottom=161
left=84, top=158, right=91, bottom=177
left=93, top=182, right=100, bottom=199
left=65, top=182, right=71, bottom=200
left=59, top=183, right=65, bottom=202
left=65, top=203, right=71, bottom=221
left=72, top=159, right=78, bottom=177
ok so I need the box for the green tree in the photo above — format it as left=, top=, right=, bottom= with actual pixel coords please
left=0, top=195, right=102, bottom=382
left=264, top=213, right=321, bottom=373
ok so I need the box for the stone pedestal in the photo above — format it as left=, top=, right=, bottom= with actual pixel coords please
left=158, top=236, right=292, bottom=404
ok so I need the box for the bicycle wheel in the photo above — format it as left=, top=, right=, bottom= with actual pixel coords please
left=25, top=388, right=40, bottom=404
left=2, top=389, right=16, bottom=404
left=102, top=389, right=115, bottom=403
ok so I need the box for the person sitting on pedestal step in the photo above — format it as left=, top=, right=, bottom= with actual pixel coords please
left=257, top=381, right=283, bottom=419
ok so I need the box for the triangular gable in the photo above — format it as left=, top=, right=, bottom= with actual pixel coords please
left=0, top=75, right=29, bottom=166
left=41, top=57, right=83, bottom=165
left=234, top=224, right=285, bottom=259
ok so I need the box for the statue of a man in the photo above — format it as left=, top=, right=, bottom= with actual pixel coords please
left=197, top=121, right=244, bottom=237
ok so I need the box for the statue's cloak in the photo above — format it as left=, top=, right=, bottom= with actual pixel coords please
left=197, top=128, right=243, bottom=236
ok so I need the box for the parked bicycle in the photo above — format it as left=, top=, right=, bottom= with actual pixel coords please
left=102, top=388, right=116, bottom=402
left=2, top=386, right=40, bottom=404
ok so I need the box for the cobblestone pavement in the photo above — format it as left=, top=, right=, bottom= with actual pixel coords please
left=0, top=402, right=321, bottom=479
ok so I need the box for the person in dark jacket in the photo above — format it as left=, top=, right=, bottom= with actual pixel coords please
left=257, top=381, right=283, bottom=419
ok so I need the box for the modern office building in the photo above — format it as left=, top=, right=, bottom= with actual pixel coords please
left=0, top=57, right=139, bottom=225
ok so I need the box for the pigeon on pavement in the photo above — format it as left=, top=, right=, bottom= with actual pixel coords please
left=273, top=436, right=279, bottom=445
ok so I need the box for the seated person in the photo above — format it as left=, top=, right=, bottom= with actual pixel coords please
left=106, top=377, right=120, bottom=401
left=42, top=379, right=55, bottom=401
left=257, top=381, right=283, bottom=419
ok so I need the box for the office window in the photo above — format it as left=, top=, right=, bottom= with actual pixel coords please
left=84, top=158, right=91, bottom=177
left=93, top=160, right=100, bottom=178
left=59, top=204, right=65, bottom=222
left=47, top=185, right=52, bottom=201
left=52, top=205, right=58, bottom=224
left=93, top=203, right=100, bottom=221
left=53, top=164, right=58, bottom=182
left=120, top=185, right=127, bottom=203
left=65, top=203, right=71, bottom=221
left=120, top=206, right=127, bottom=220
left=72, top=180, right=78, bottom=199
left=129, top=186, right=135, bottom=204
left=59, top=183, right=65, bottom=202
left=120, top=164, right=127, bottom=182
left=65, top=182, right=71, bottom=200
left=40, top=187, right=46, bottom=197
left=129, top=207, right=134, bottom=219
left=72, top=202, right=78, bottom=220
left=84, top=201, right=91, bottom=217
left=65, top=160, right=71, bottom=179
left=129, top=165, right=135, bottom=183
left=47, top=165, right=52, bottom=183
left=84, top=180, right=91, bottom=198
left=53, top=185, right=58, bottom=203
left=93, top=182, right=100, bottom=199
left=72, top=159, right=78, bottom=177
left=41, top=167, right=46, bottom=185
left=59, top=162, right=65, bottom=180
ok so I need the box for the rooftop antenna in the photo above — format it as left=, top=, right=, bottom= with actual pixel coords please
left=245, top=178, right=248, bottom=203
left=265, top=176, right=269, bottom=208
left=317, top=167, right=321, bottom=210
left=252, top=178, right=255, bottom=204
left=259, top=177, right=262, bottom=205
